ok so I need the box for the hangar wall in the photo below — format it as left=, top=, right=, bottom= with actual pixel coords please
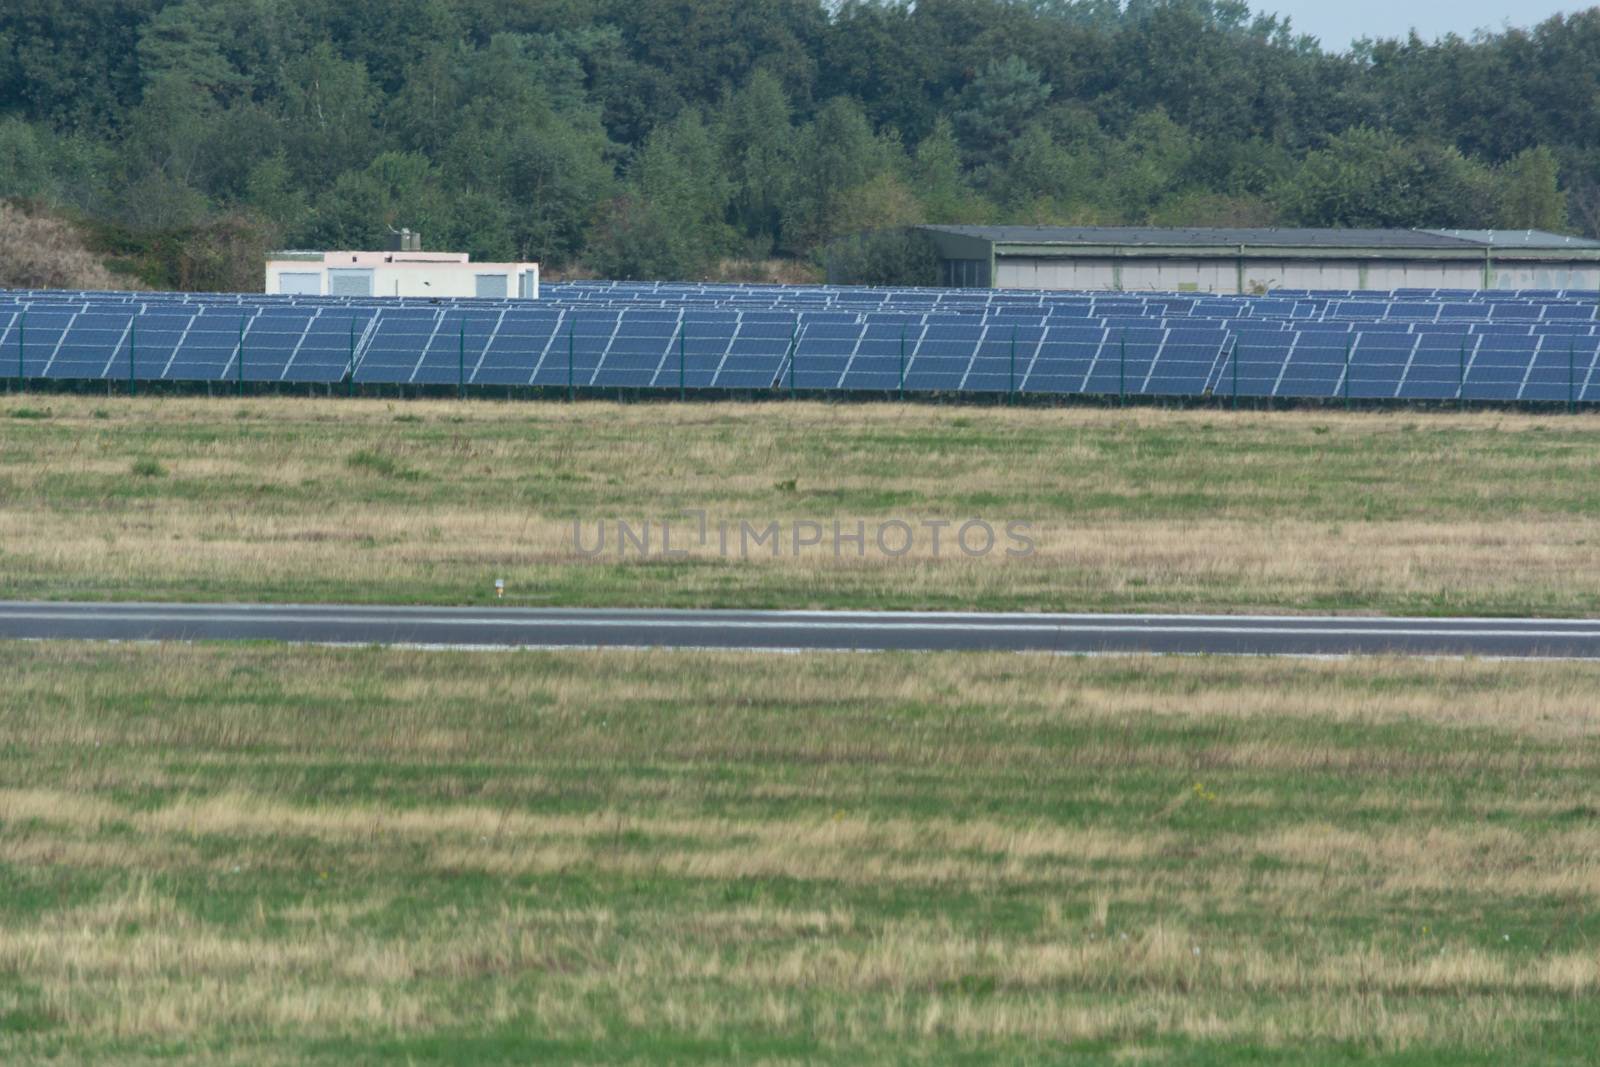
left=990, top=257, right=1546, bottom=292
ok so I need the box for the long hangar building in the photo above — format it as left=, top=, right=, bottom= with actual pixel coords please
left=919, top=225, right=1600, bottom=292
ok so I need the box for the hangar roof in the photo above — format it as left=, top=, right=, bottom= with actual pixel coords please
left=919, top=225, right=1600, bottom=250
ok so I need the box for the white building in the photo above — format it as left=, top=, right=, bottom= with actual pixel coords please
left=265, top=247, right=540, bottom=299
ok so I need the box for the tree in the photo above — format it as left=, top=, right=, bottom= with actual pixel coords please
left=136, top=2, right=250, bottom=107
left=0, top=0, right=152, bottom=133
left=242, top=151, right=305, bottom=233
left=0, top=119, right=54, bottom=200
left=715, top=70, right=795, bottom=251
left=818, top=0, right=942, bottom=139
left=278, top=43, right=381, bottom=190
left=911, top=118, right=980, bottom=223
left=832, top=172, right=926, bottom=237
left=589, top=111, right=735, bottom=278
left=4, top=0, right=1600, bottom=286
left=951, top=56, right=1052, bottom=160
left=304, top=152, right=443, bottom=251
left=781, top=97, right=886, bottom=252
left=1277, top=126, right=1499, bottom=229
left=438, top=33, right=618, bottom=267
left=598, top=0, right=823, bottom=114
left=120, top=74, right=218, bottom=190
left=1110, top=109, right=1198, bottom=220
left=1497, top=146, right=1566, bottom=230
left=388, top=43, right=464, bottom=157
left=986, top=123, right=1077, bottom=214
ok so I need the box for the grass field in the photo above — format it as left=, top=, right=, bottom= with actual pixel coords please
left=0, top=642, right=1597, bottom=1064
left=3, top=395, right=1600, bottom=615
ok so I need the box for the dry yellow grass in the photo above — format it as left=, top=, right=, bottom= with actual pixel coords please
left=1, top=642, right=1598, bottom=1063
left=2, top=395, right=1599, bottom=613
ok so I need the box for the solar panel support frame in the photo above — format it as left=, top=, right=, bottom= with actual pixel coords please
left=787, top=321, right=797, bottom=397
left=1009, top=327, right=1017, bottom=405
left=1343, top=336, right=1351, bottom=408
left=899, top=328, right=906, bottom=401
left=1119, top=333, right=1127, bottom=407
left=1232, top=340, right=1239, bottom=410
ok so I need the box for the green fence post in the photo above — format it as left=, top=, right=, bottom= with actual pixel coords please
left=678, top=324, right=686, bottom=401
left=1458, top=341, right=1465, bottom=411
left=128, top=316, right=136, bottom=397
left=347, top=319, right=355, bottom=397
left=458, top=321, right=466, bottom=400
left=1343, top=335, right=1351, bottom=409
left=16, top=309, right=24, bottom=393
left=788, top=319, right=797, bottom=397
left=568, top=324, right=575, bottom=402
left=898, top=327, right=906, bottom=401
left=1009, top=327, right=1017, bottom=406
left=1232, top=340, right=1239, bottom=411
left=237, top=318, right=245, bottom=396
left=1570, top=341, right=1576, bottom=415
left=1119, top=332, right=1126, bottom=407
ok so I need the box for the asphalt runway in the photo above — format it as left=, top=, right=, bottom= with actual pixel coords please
left=3, top=602, right=1600, bottom=657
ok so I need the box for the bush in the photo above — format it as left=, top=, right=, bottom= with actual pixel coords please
left=130, top=457, right=166, bottom=478
left=0, top=202, right=124, bottom=290
left=822, top=228, right=941, bottom=287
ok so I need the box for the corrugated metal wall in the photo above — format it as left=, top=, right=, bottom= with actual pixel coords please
left=992, top=255, right=1600, bottom=293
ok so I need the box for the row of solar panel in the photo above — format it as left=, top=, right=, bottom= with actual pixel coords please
left=14, top=308, right=1600, bottom=368
left=8, top=303, right=1597, bottom=331
left=6, top=283, right=1600, bottom=313
left=5, top=306, right=1593, bottom=347
left=15, top=282, right=1596, bottom=298
left=10, top=287, right=1596, bottom=311
left=544, top=291, right=1600, bottom=316
left=5, top=308, right=1599, bottom=401
left=564, top=281, right=1594, bottom=299
left=10, top=305, right=1600, bottom=344
left=552, top=282, right=1600, bottom=304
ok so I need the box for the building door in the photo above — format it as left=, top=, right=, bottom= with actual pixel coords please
left=328, top=269, right=374, bottom=297
left=475, top=273, right=509, bottom=299
left=277, top=272, right=322, bottom=296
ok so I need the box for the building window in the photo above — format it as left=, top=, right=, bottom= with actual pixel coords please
left=943, top=259, right=988, bottom=288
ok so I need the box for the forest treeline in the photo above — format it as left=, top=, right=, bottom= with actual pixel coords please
left=0, top=0, right=1593, bottom=288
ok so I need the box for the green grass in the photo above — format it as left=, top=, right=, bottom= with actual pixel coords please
left=1, top=642, right=1598, bottom=1064
left=344, top=446, right=422, bottom=481
left=2, top=395, right=1600, bottom=614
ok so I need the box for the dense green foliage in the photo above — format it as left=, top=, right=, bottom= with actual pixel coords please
left=0, top=0, right=1594, bottom=286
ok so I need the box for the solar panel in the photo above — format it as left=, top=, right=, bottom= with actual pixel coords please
left=7, top=283, right=1600, bottom=403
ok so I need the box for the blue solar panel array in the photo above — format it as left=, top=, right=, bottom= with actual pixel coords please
left=3, top=281, right=1600, bottom=403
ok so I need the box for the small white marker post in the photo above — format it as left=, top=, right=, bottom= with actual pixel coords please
left=495, top=579, right=505, bottom=600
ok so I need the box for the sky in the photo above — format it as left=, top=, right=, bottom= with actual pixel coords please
left=1260, top=1, right=1591, bottom=49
